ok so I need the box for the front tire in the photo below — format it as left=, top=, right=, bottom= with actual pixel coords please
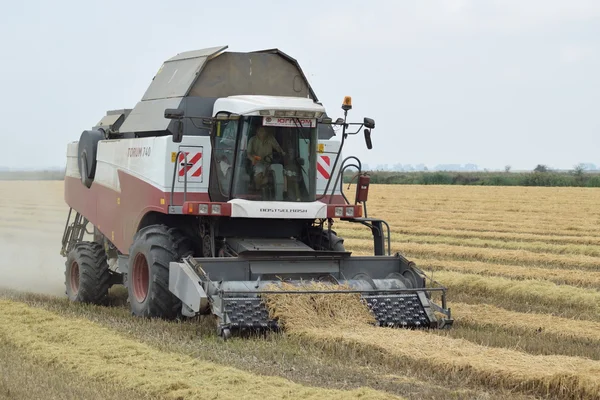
left=306, top=228, right=346, bottom=251
left=127, top=225, right=193, bottom=319
left=65, top=242, right=111, bottom=305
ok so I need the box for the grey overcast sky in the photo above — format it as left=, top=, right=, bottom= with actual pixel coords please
left=0, top=0, right=598, bottom=171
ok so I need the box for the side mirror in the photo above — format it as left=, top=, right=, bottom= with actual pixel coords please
left=364, top=129, right=373, bottom=150
left=165, top=108, right=184, bottom=120
left=364, top=117, right=375, bottom=129
left=171, top=120, right=183, bottom=143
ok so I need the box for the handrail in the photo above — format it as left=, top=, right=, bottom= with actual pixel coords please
left=170, top=150, right=189, bottom=206
left=350, top=218, right=391, bottom=256
left=328, top=156, right=362, bottom=204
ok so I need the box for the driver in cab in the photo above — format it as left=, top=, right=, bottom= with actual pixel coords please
left=247, top=126, right=285, bottom=188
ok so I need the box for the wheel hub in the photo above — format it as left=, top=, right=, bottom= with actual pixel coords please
left=132, top=253, right=150, bottom=303
left=70, top=261, right=80, bottom=295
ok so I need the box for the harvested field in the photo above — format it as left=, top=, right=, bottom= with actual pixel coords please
left=0, top=299, right=400, bottom=400
left=263, top=282, right=600, bottom=399
left=1, top=181, right=600, bottom=399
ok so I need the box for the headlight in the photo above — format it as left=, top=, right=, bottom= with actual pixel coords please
left=211, top=204, right=221, bottom=215
left=199, top=204, right=209, bottom=214
left=335, top=207, right=344, bottom=217
left=345, top=207, right=354, bottom=217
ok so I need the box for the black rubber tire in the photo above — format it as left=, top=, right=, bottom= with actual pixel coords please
left=65, top=241, right=111, bottom=305
left=310, top=229, right=345, bottom=251
left=127, top=225, right=193, bottom=319
left=330, top=235, right=345, bottom=251
left=77, top=130, right=104, bottom=188
left=79, top=153, right=93, bottom=188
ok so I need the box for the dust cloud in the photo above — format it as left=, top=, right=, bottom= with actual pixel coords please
left=0, top=180, right=70, bottom=297
left=0, top=233, right=66, bottom=296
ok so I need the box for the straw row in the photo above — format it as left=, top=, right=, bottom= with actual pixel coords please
left=262, top=282, right=600, bottom=399
left=0, top=299, right=400, bottom=400
left=414, top=258, right=600, bottom=289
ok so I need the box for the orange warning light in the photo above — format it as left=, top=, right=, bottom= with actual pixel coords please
left=342, top=96, right=352, bottom=111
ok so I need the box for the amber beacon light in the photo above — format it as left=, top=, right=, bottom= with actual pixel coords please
left=342, top=96, right=352, bottom=111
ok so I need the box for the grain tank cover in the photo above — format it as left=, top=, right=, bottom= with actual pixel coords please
left=188, top=48, right=318, bottom=100
left=118, top=46, right=227, bottom=135
left=141, top=46, right=228, bottom=101
left=118, top=45, right=334, bottom=139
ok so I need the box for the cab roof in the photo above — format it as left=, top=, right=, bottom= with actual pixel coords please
left=213, top=95, right=326, bottom=116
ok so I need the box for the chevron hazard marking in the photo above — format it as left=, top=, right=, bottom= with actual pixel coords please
left=178, top=151, right=202, bottom=178
left=317, top=155, right=331, bottom=179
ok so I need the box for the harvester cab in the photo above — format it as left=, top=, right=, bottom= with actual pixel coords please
left=60, top=45, right=453, bottom=340
left=164, top=94, right=373, bottom=206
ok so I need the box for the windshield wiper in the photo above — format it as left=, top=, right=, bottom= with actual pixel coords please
left=292, top=118, right=309, bottom=143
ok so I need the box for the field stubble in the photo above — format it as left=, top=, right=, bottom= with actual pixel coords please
left=263, top=282, right=600, bottom=400
left=1, top=181, right=600, bottom=399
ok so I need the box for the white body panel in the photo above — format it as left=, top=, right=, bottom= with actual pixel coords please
left=66, top=135, right=212, bottom=194
left=67, top=135, right=342, bottom=196
left=229, top=199, right=327, bottom=219
left=316, top=140, right=342, bottom=195
left=66, top=142, right=81, bottom=179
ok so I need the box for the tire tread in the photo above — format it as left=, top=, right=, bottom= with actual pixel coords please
left=65, top=241, right=111, bottom=305
left=127, top=225, right=193, bottom=319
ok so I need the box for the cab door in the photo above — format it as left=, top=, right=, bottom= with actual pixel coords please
left=208, top=119, right=238, bottom=202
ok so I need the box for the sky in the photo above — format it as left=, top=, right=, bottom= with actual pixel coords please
left=0, top=0, right=598, bottom=171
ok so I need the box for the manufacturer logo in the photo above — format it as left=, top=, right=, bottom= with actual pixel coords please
left=127, top=147, right=151, bottom=158
left=262, top=117, right=317, bottom=128
left=259, top=208, right=308, bottom=213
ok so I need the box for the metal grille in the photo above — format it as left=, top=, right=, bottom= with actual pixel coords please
left=363, top=293, right=433, bottom=328
left=222, top=293, right=434, bottom=330
left=223, top=297, right=278, bottom=330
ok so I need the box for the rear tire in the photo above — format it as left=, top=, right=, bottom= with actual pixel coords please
left=65, top=242, right=111, bottom=305
left=127, top=225, right=193, bottom=319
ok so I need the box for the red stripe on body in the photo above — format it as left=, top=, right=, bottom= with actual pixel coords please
left=64, top=170, right=349, bottom=255
left=319, top=194, right=346, bottom=204
left=64, top=172, right=209, bottom=255
left=317, top=163, right=330, bottom=179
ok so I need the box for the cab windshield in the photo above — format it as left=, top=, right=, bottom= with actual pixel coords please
left=212, top=116, right=317, bottom=202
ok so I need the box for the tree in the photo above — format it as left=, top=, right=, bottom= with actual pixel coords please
left=534, top=164, right=548, bottom=173
left=573, top=163, right=586, bottom=175
left=504, top=165, right=511, bottom=173
left=573, top=163, right=586, bottom=185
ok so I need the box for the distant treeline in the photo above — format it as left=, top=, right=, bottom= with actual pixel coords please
left=3, top=167, right=600, bottom=188
left=0, top=169, right=65, bottom=180
left=344, top=170, right=600, bottom=187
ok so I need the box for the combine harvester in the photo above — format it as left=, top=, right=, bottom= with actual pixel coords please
left=60, top=46, right=453, bottom=339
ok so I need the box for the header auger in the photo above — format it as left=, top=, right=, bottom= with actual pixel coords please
left=60, top=45, right=453, bottom=339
